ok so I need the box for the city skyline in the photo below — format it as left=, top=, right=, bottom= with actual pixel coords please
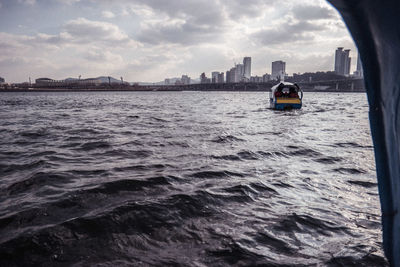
left=0, top=49, right=362, bottom=85
left=0, top=0, right=357, bottom=83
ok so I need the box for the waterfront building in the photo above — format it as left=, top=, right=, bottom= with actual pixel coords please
left=250, top=76, right=263, bottom=83
left=263, top=73, right=271, bottom=82
left=0, top=77, right=5, bottom=84
left=230, top=67, right=238, bottom=83
left=226, top=67, right=237, bottom=83
left=35, top=77, right=102, bottom=86
left=200, top=73, right=210, bottom=84
left=243, top=57, right=251, bottom=80
left=235, top=64, right=244, bottom=82
left=217, top=72, right=224, bottom=83
left=334, top=47, right=351, bottom=76
left=226, top=70, right=232, bottom=83
left=181, top=75, right=191, bottom=85
left=164, top=78, right=170, bottom=85
left=353, top=53, right=363, bottom=78
left=271, top=61, right=286, bottom=81
left=211, top=72, right=219, bottom=83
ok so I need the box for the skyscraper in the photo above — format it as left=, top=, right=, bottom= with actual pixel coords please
left=271, top=61, right=286, bottom=81
left=243, top=57, right=251, bottom=80
left=217, top=72, right=224, bottom=83
left=334, top=47, right=351, bottom=76
left=355, top=53, right=363, bottom=77
left=226, top=70, right=231, bottom=83
left=235, top=64, right=244, bottom=82
left=211, top=72, right=219, bottom=83
left=230, top=67, right=238, bottom=82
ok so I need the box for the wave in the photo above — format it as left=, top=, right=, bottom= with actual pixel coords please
left=190, top=170, right=245, bottom=179
left=211, top=134, right=245, bottom=143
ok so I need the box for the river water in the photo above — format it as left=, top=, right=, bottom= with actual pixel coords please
left=0, top=91, right=387, bottom=266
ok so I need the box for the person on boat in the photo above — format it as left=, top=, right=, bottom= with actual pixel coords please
left=274, top=87, right=283, bottom=97
left=288, top=87, right=299, bottom=98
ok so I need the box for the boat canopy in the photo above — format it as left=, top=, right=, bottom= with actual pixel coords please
left=270, top=82, right=303, bottom=100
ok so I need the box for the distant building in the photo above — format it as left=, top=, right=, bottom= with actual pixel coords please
left=0, top=77, right=5, bottom=84
left=217, top=72, right=224, bottom=83
left=200, top=73, right=206, bottom=83
left=211, top=72, right=219, bottom=83
left=35, top=77, right=102, bottom=86
left=230, top=67, right=238, bottom=82
left=271, top=61, right=286, bottom=80
left=226, top=67, right=237, bottom=83
left=35, top=78, right=54, bottom=85
left=164, top=78, right=170, bottom=85
left=77, top=78, right=102, bottom=85
left=200, top=73, right=210, bottom=84
left=262, top=73, right=271, bottom=82
left=226, top=70, right=231, bottom=83
left=353, top=53, right=363, bottom=78
left=250, top=76, right=263, bottom=83
left=235, top=64, right=244, bottom=82
left=334, top=47, right=351, bottom=76
left=243, top=57, right=251, bottom=80
left=181, top=75, right=191, bottom=85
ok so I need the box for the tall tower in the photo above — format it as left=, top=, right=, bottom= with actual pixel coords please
left=334, top=47, right=344, bottom=74
left=334, top=47, right=351, bottom=76
left=344, top=49, right=351, bottom=75
left=211, top=72, right=219, bottom=83
left=271, top=60, right=286, bottom=80
left=235, top=64, right=244, bottom=82
left=356, top=53, right=363, bottom=77
left=243, top=57, right=251, bottom=79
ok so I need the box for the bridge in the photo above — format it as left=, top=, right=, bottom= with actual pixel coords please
left=1, top=78, right=365, bottom=92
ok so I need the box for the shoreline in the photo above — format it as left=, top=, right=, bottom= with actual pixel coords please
left=0, top=88, right=366, bottom=93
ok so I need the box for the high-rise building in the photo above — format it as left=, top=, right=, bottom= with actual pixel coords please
left=217, top=72, right=224, bottom=83
left=235, top=64, right=244, bottom=82
left=228, top=67, right=238, bottom=83
left=271, top=61, right=286, bottom=80
left=211, top=72, right=219, bottom=83
left=226, top=70, right=231, bottom=83
left=354, top=53, right=363, bottom=77
left=334, top=47, right=351, bottom=76
left=243, top=57, right=251, bottom=80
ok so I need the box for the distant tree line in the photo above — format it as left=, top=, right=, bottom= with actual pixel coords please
left=285, top=71, right=350, bottom=83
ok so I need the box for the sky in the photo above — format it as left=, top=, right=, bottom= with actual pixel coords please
left=0, top=0, right=357, bottom=83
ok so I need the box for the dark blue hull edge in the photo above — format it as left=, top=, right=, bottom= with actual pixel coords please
left=274, top=103, right=302, bottom=110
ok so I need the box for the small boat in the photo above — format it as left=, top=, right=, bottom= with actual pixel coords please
left=269, top=82, right=303, bottom=110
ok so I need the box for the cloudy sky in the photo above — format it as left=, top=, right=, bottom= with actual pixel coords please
left=0, top=0, right=357, bottom=83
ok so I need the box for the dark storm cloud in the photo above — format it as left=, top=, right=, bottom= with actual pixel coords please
left=252, top=21, right=327, bottom=45
left=291, top=4, right=336, bottom=20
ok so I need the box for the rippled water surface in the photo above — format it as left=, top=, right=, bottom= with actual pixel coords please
left=0, top=91, right=387, bottom=266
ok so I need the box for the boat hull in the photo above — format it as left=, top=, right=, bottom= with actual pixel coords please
left=270, top=97, right=302, bottom=110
